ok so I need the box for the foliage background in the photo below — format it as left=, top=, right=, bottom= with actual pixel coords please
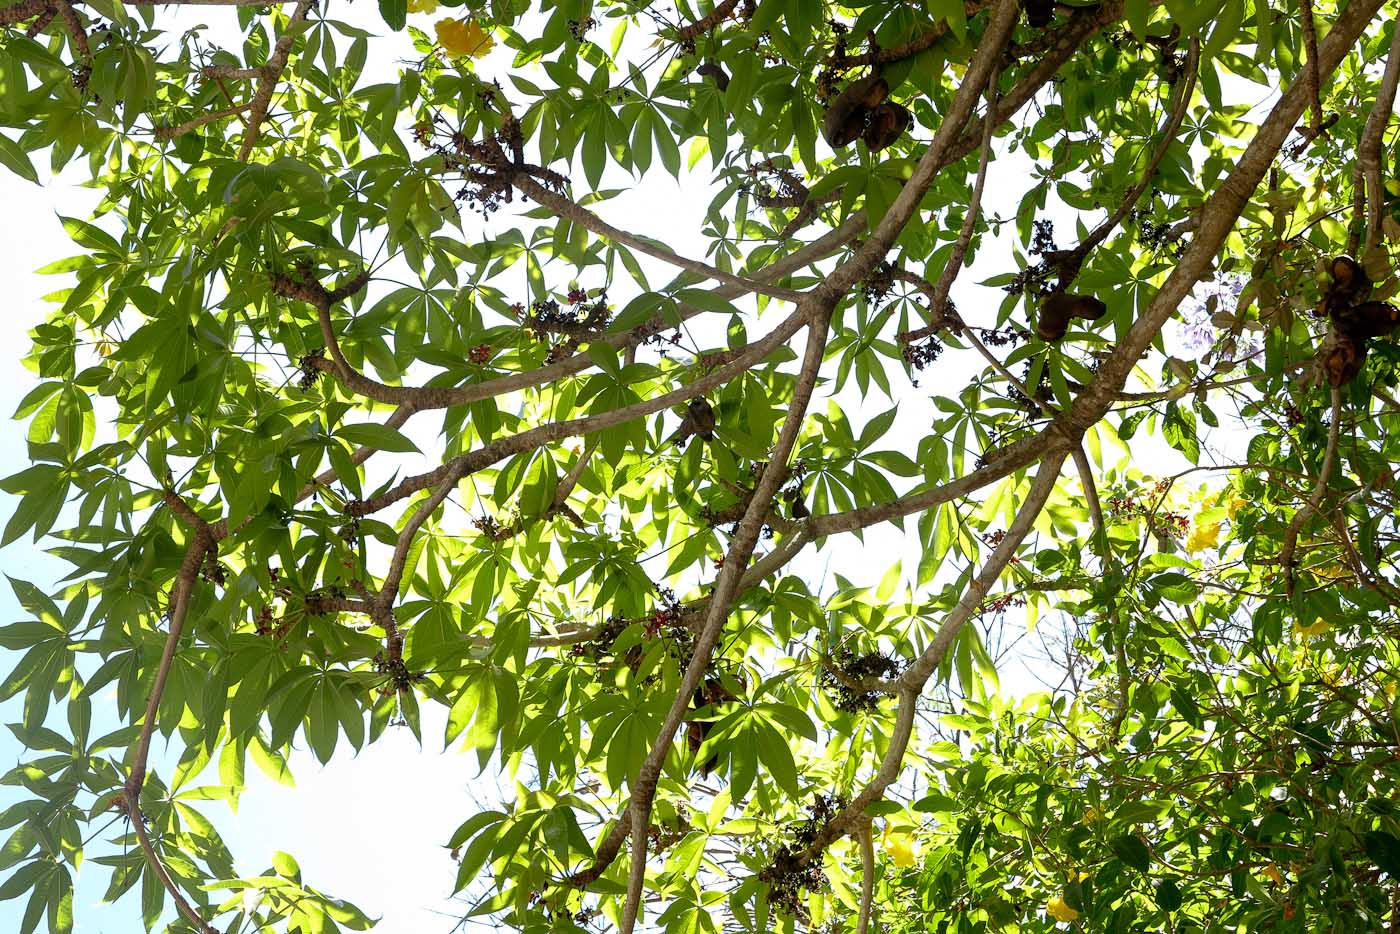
left=1, top=0, right=1399, bottom=932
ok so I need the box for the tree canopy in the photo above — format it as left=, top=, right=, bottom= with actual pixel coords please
left=2, top=0, right=1400, bottom=931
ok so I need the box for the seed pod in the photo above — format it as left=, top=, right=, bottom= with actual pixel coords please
left=1336, top=301, right=1400, bottom=340
left=1316, top=254, right=1371, bottom=318
left=696, top=62, right=729, bottom=91
left=1321, top=333, right=1368, bottom=386
left=863, top=102, right=912, bottom=153
left=1037, top=292, right=1107, bottom=342
left=821, top=75, right=889, bottom=148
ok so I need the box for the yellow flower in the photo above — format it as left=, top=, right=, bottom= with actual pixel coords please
left=1227, top=496, right=1247, bottom=519
left=1186, top=520, right=1221, bottom=553
left=1295, top=619, right=1329, bottom=639
left=435, top=18, right=493, bottom=58
left=406, top=0, right=438, bottom=12
left=1047, top=894, right=1080, bottom=922
left=882, top=829, right=916, bottom=867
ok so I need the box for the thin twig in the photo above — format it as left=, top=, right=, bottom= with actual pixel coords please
left=512, top=175, right=805, bottom=303
left=1047, top=39, right=1199, bottom=284
left=795, top=451, right=1069, bottom=863
left=345, top=306, right=813, bottom=518
left=927, top=68, right=1000, bottom=316
left=1279, top=385, right=1342, bottom=598
left=819, top=0, right=1020, bottom=301
left=1073, top=444, right=1105, bottom=542
left=123, top=513, right=219, bottom=934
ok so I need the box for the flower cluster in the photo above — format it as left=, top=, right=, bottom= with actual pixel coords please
left=819, top=649, right=902, bottom=713
left=758, top=794, right=846, bottom=918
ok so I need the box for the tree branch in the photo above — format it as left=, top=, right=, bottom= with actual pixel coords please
left=1045, top=38, right=1199, bottom=285
left=1063, top=0, right=1383, bottom=434
left=1353, top=21, right=1400, bottom=256
left=1297, top=0, right=1324, bottom=136
left=794, top=451, right=1068, bottom=864
left=618, top=302, right=835, bottom=934
left=154, top=103, right=254, bottom=139
left=1279, top=385, right=1342, bottom=598
left=675, top=0, right=739, bottom=41
left=237, top=0, right=314, bottom=162
left=52, top=0, right=88, bottom=57
left=856, top=818, right=875, bottom=934
left=0, top=0, right=47, bottom=26
left=123, top=526, right=220, bottom=934
left=924, top=67, right=999, bottom=319
left=345, top=305, right=814, bottom=517
left=817, top=0, right=1020, bottom=302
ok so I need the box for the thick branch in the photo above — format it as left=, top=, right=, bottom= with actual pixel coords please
left=154, top=103, right=253, bottom=139
left=1063, top=0, right=1383, bottom=434
left=1354, top=22, right=1400, bottom=255
left=0, top=0, right=47, bottom=25
left=52, top=0, right=88, bottom=57
left=237, top=0, right=314, bottom=162
left=794, top=452, right=1068, bottom=863
left=618, top=302, right=835, bottom=934
left=1297, top=0, right=1323, bottom=135
left=675, top=0, right=739, bottom=41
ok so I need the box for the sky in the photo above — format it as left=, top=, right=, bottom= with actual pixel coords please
left=0, top=4, right=1253, bottom=931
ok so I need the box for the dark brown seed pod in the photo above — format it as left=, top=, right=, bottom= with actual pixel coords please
left=1037, top=292, right=1107, bottom=342
left=821, top=75, right=889, bottom=148
left=1336, top=301, right=1400, bottom=340
left=696, top=62, right=729, bottom=91
left=863, top=102, right=912, bottom=153
left=1316, top=254, right=1371, bottom=318
left=1322, top=333, right=1368, bottom=386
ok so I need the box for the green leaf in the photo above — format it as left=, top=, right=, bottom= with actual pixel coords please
left=1364, top=830, right=1400, bottom=877
left=1124, top=0, right=1150, bottom=39
left=0, top=133, right=38, bottom=184
left=1111, top=833, right=1152, bottom=872
left=335, top=422, right=421, bottom=454
left=379, top=0, right=406, bottom=31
